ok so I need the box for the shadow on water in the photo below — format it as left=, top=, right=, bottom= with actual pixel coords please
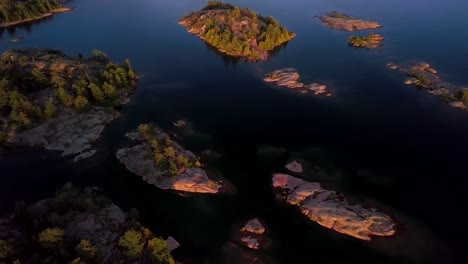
left=204, top=42, right=240, bottom=66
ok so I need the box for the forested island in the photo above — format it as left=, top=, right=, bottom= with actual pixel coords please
left=0, top=48, right=138, bottom=160
left=0, top=0, right=71, bottom=28
left=0, top=184, right=176, bottom=263
left=117, top=124, right=223, bottom=194
left=179, top=0, right=295, bottom=61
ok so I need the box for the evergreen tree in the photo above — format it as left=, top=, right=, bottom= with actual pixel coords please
left=44, top=97, right=57, bottom=119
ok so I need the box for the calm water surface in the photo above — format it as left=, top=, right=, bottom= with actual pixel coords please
left=1, top=0, right=468, bottom=263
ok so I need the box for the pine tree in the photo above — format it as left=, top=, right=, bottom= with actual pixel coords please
left=88, top=83, right=104, bottom=103
left=74, top=96, right=89, bottom=110
left=44, top=98, right=57, bottom=119
left=102, top=82, right=116, bottom=98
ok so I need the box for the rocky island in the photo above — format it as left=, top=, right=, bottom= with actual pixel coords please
left=386, top=62, right=468, bottom=110
left=116, top=123, right=223, bottom=194
left=349, top=33, right=384, bottom=48
left=273, top=173, right=396, bottom=241
left=0, top=48, right=138, bottom=161
left=264, top=68, right=330, bottom=96
left=179, top=0, right=295, bottom=61
left=238, top=218, right=267, bottom=250
left=0, top=184, right=175, bottom=263
left=0, top=0, right=72, bottom=28
left=320, top=11, right=382, bottom=31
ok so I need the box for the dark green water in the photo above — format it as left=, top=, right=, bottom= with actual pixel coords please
left=1, top=0, right=468, bottom=263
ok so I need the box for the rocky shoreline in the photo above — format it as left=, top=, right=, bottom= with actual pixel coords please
left=273, top=172, right=396, bottom=241
left=116, top=125, right=223, bottom=194
left=0, top=7, right=72, bottom=28
left=320, top=11, right=382, bottom=31
left=264, top=68, right=330, bottom=96
left=386, top=62, right=468, bottom=110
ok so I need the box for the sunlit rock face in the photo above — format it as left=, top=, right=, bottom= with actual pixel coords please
left=240, top=218, right=266, bottom=249
left=320, top=12, right=382, bottom=32
left=264, top=68, right=329, bottom=95
left=116, top=127, right=222, bottom=194
left=273, top=173, right=396, bottom=241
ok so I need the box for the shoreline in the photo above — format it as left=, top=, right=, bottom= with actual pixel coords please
left=0, top=7, right=72, bottom=28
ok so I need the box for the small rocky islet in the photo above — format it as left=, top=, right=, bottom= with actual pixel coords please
left=0, top=48, right=138, bottom=160
left=238, top=218, right=267, bottom=250
left=349, top=33, right=384, bottom=48
left=387, top=62, right=468, bottom=110
left=179, top=0, right=295, bottom=61
left=116, top=123, right=223, bottom=194
left=263, top=68, right=330, bottom=96
left=320, top=11, right=382, bottom=32
left=0, top=184, right=176, bottom=263
left=273, top=169, right=396, bottom=241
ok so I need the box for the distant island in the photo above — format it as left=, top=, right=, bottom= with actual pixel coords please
left=349, top=33, right=384, bottom=48
left=0, top=184, right=176, bottom=263
left=0, top=0, right=72, bottom=28
left=320, top=11, right=382, bottom=31
left=387, top=62, right=468, bottom=111
left=0, top=48, right=138, bottom=161
left=117, top=123, right=223, bottom=194
left=179, top=0, right=295, bottom=61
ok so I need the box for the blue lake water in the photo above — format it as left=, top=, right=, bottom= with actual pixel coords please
left=1, top=0, right=468, bottom=263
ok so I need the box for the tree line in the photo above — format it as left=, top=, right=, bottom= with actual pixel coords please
left=0, top=49, right=137, bottom=136
left=0, top=0, right=61, bottom=23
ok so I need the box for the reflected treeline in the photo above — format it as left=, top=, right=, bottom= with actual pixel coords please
left=204, top=42, right=240, bottom=66
left=0, top=15, right=56, bottom=39
left=203, top=40, right=291, bottom=66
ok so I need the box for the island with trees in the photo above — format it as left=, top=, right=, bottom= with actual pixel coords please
left=0, top=0, right=72, bottom=28
left=320, top=11, right=382, bottom=31
left=348, top=33, right=384, bottom=48
left=0, top=48, right=138, bottom=161
left=0, top=183, right=176, bottom=263
left=116, top=123, right=223, bottom=194
left=387, top=62, right=468, bottom=111
left=178, top=0, right=295, bottom=61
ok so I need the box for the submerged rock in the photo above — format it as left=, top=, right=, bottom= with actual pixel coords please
left=73, top=149, right=97, bottom=162
left=320, top=12, right=382, bottom=31
left=386, top=63, right=399, bottom=70
left=264, top=68, right=329, bottom=95
left=117, top=125, right=222, bottom=194
left=285, top=160, right=304, bottom=174
left=173, top=120, right=187, bottom=128
left=272, top=173, right=396, bottom=241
